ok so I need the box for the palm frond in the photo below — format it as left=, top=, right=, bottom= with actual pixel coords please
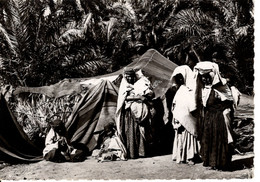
left=172, top=8, right=215, bottom=36
left=43, top=5, right=51, bottom=17
left=58, top=13, right=92, bottom=45
left=1, top=0, right=20, bottom=26
left=82, top=12, right=92, bottom=32
left=75, top=0, right=84, bottom=12
left=0, top=57, right=3, bottom=69
left=107, top=17, right=117, bottom=42
left=59, top=28, right=84, bottom=45
left=212, top=0, right=237, bottom=27
left=235, top=25, right=249, bottom=37
left=0, top=23, right=18, bottom=56
left=112, top=1, right=136, bottom=20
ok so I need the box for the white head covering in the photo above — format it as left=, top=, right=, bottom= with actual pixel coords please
left=169, top=65, right=195, bottom=90
left=194, top=61, right=227, bottom=86
left=194, top=61, right=233, bottom=106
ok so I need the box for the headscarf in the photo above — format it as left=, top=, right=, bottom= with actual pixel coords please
left=49, top=119, right=67, bottom=137
left=50, top=119, right=63, bottom=128
left=194, top=61, right=233, bottom=107
left=169, top=65, right=195, bottom=90
left=123, top=67, right=135, bottom=77
left=194, top=61, right=227, bottom=86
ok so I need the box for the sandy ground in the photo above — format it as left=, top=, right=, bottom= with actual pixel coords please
left=0, top=152, right=254, bottom=180
left=0, top=94, right=255, bottom=180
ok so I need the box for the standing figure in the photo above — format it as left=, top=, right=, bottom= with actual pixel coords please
left=115, top=68, right=154, bottom=159
left=194, top=61, right=234, bottom=170
left=170, top=65, right=200, bottom=165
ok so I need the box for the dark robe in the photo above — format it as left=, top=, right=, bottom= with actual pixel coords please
left=199, top=89, right=233, bottom=170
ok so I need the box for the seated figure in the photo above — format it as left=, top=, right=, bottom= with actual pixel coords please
left=43, top=119, right=86, bottom=162
left=92, top=122, right=126, bottom=162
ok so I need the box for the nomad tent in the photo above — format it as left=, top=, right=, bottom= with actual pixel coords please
left=0, top=49, right=178, bottom=163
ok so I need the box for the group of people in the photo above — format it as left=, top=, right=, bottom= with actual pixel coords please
left=112, top=61, right=237, bottom=170
left=43, top=61, right=239, bottom=171
left=168, top=62, right=236, bottom=170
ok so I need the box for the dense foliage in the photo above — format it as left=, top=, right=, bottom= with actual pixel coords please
left=0, top=0, right=254, bottom=94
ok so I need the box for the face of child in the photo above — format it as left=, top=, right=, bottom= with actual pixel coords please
left=104, top=123, right=115, bottom=138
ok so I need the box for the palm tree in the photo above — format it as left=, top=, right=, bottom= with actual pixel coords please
left=0, top=0, right=106, bottom=86
left=0, top=0, right=141, bottom=86
left=157, top=0, right=253, bottom=92
left=0, top=0, right=27, bottom=86
left=0, top=0, right=254, bottom=93
left=203, top=0, right=254, bottom=92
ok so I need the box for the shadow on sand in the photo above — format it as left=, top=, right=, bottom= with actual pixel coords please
left=228, top=156, right=254, bottom=171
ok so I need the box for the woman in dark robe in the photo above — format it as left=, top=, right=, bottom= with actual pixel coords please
left=194, top=61, right=234, bottom=170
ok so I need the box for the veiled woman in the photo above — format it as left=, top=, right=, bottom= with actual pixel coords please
left=170, top=65, right=200, bottom=165
left=194, top=61, right=234, bottom=170
left=115, top=68, right=154, bottom=159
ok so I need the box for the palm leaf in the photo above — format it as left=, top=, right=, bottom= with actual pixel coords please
left=0, top=23, right=18, bottom=56
left=172, top=8, right=215, bottom=36
left=59, top=13, right=92, bottom=45
left=213, top=0, right=237, bottom=27
left=82, top=13, right=92, bottom=30
left=235, top=25, right=249, bottom=37
left=112, top=1, right=136, bottom=20
left=107, top=17, right=117, bottom=42
left=59, top=28, right=83, bottom=44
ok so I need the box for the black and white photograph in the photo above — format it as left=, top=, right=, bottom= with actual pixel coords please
left=0, top=0, right=256, bottom=180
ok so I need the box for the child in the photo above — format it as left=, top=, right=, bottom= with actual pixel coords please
left=92, top=122, right=126, bottom=162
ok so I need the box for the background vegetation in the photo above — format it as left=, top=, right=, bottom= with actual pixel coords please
left=0, top=0, right=254, bottom=94
left=0, top=0, right=254, bottom=153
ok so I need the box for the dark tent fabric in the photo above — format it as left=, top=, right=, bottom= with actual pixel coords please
left=0, top=94, right=43, bottom=162
left=66, top=80, right=118, bottom=151
left=3, top=49, right=178, bottom=162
